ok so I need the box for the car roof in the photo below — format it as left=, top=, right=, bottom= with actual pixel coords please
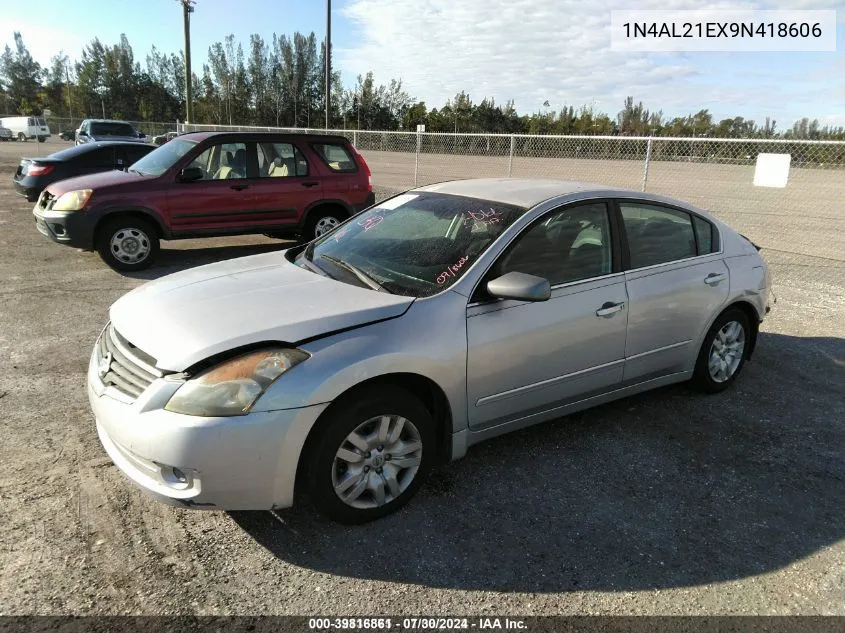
left=87, top=119, right=135, bottom=124
left=414, top=178, right=704, bottom=212
left=175, top=131, right=352, bottom=144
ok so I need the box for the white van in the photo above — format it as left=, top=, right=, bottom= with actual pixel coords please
left=0, top=116, right=51, bottom=142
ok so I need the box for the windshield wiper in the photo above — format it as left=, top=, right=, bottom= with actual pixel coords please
left=127, top=167, right=144, bottom=176
left=320, top=255, right=389, bottom=293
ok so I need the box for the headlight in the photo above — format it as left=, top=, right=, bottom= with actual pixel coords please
left=52, top=189, right=93, bottom=211
left=165, top=348, right=309, bottom=417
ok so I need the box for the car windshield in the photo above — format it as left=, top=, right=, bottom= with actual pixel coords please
left=91, top=122, right=136, bottom=136
left=294, top=192, right=526, bottom=297
left=128, top=138, right=197, bottom=176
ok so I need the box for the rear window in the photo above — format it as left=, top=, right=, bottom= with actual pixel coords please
left=312, top=142, right=357, bottom=172
left=91, top=122, right=136, bottom=137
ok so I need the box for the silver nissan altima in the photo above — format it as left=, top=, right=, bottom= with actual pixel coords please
left=88, top=178, right=773, bottom=523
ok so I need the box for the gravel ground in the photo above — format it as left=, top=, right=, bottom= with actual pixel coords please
left=0, top=138, right=843, bottom=615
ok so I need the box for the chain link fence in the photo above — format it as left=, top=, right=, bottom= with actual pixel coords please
left=42, top=117, right=178, bottom=141
left=179, top=122, right=845, bottom=256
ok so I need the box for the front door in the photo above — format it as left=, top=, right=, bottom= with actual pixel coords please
left=167, top=140, right=255, bottom=233
left=466, top=201, right=628, bottom=430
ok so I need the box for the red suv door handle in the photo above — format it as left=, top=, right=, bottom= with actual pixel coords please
left=301, top=181, right=319, bottom=188
left=230, top=184, right=249, bottom=191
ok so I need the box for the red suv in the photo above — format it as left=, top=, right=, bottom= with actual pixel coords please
left=32, top=132, right=375, bottom=270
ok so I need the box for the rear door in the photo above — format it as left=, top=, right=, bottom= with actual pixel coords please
left=166, top=140, right=257, bottom=233
left=309, top=140, right=367, bottom=204
left=619, top=200, right=729, bottom=382
left=247, top=140, right=322, bottom=229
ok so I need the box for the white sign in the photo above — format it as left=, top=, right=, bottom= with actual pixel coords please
left=416, top=124, right=426, bottom=132
left=753, top=153, right=791, bottom=188
left=42, top=109, right=52, bottom=116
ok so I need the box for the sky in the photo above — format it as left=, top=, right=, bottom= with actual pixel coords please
left=2, top=0, right=844, bottom=128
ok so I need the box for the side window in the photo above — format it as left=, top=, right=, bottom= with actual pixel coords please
left=311, top=142, right=357, bottom=172
left=495, top=202, right=613, bottom=286
left=79, top=147, right=116, bottom=168
left=257, top=142, right=308, bottom=178
left=693, top=216, right=716, bottom=254
left=189, top=142, right=248, bottom=180
left=124, top=145, right=153, bottom=165
left=620, top=203, right=696, bottom=268
left=27, top=117, right=35, bottom=126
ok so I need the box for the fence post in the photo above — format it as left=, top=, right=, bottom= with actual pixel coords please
left=414, top=131, right=421, bottom=187
left=353, top=130, right=358, bottom=147
left=507, top=135, right=515, bottom=177
left=641, top=137, right=653, bottom=192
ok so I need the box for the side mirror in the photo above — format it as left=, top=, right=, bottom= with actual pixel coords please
left=486, top=272, right=551, bottom=302
left=78, top=130, right=88, bottom=137
left=137, top=132, right=145, bottom=138
left=178, top=166, right=203, bottom=182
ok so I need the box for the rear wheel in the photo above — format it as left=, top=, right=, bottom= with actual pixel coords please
left=306, top=387, right=435, bottom=524
left=691, top=308, right=750, bottom=393
left=305, top=208, right=347, bottom=241
left=17, top=132, right=26, bottom=142
left=96, top=217, right=159, bottom=272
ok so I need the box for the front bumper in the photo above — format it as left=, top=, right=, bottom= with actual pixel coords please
left=32, top=204, right=96, bottom=249
left=87, top=344, right=329, bottom=510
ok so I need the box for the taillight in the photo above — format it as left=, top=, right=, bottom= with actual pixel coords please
left=28, top=163, right=54, bottom=177
left=351, top=145, right=372, bottom=192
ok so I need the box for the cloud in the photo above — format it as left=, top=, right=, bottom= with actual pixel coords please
left=338, top=0, right=844, bottom=122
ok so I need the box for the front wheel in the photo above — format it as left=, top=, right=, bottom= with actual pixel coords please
left=691, top=308, right=750, bottom=393
left=37, top=136, right=46, bottom=143
left=96, top=217, right=160, bottom=272
left=306, top=387, right=435, bottom=524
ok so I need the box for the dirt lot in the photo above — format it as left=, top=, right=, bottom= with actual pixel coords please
left=0, top=137, right=843, bottom=615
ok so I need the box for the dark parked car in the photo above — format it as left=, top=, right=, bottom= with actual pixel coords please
left=76, top=119, right=147, bottom=145
left=59, top=130, right=76, bottom=141
left=14, top=141, right=156, bottom=202
left=153, top=131, right=179, bottom=146
left=32, top=132, right=376, bottom=270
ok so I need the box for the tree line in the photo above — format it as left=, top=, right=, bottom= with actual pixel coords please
left=1, top=31, right=843, bottom=141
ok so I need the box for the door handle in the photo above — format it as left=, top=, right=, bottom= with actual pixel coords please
left=230, top=184, right=249, bottom=191
left=301, top=181, right=319, bottom=188
left=704, top=273, right=726, bottom=285
left=596, top=301, right=625, bottom=317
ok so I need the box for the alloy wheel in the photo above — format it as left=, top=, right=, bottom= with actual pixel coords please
left=708, top=320, right=746, bottom=383
left=331, top=415, right=423, bottom=509
left=110, top=227, right=152, bottom=264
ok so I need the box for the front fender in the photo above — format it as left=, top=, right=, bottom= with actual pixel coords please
left=251, top=292, right=470, bottom=435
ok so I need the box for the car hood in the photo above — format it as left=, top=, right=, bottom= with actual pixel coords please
left=46, top=169, right=148, bottom=195
left=89, top=135, right=145, bottom=143
left=109, top=251, right=415, bottom=372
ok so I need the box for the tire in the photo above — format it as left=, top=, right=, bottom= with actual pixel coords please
left=691, top=308, right=750, bottom=393
left=305, top=386, right=435, bottom=524
left=96, top=217, right=160, bottom=272
left=37, top=136, right=45, bottom=143
left=304, top=207, right=347, bottom=241
left=17, top=132, right=26, bottom=142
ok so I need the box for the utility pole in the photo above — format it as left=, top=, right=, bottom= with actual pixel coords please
left=179, top=0, right=196, bottom=123
left=325, top=0, right=331, bottom=129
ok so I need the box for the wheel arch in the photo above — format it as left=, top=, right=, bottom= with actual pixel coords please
left=707, top=299, right=762, bottom=360
left=299, top=199, right=353, bottom=230
left=93, top=207, right=168, bottom=244
left=294, top=372, right=454, bottom=495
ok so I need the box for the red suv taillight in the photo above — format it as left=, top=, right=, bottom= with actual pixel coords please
left=350, top=145, right=372, bottom=192
left=28, top=163, right=54, bottom=177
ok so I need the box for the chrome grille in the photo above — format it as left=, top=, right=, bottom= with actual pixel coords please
left=38, top=190, right=55, bottom=210
left=96, top=324, right=163, bottom=400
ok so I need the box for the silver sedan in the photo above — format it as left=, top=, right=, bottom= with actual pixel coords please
left=88, top=179, right=773, bottom=523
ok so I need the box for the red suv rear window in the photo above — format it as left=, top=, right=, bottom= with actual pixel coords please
left=311, top=142, right=358, bottom=173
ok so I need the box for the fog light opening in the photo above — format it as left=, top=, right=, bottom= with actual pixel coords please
left=158, top=464, right=193, bottom=490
